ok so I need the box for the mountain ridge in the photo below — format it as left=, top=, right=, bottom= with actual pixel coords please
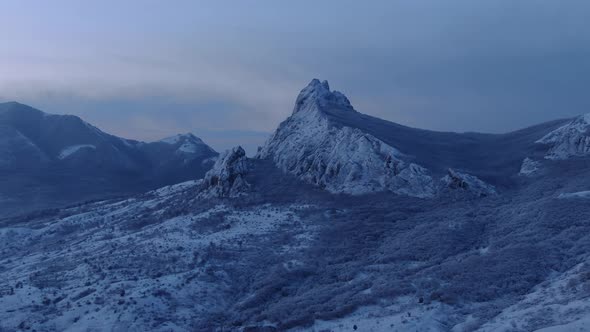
left=0, top=102, right=218, bottom=216
left=258, top=79, right=572, bottom=197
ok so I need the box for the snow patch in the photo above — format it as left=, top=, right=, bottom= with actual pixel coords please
left=557, top=191, right=590, bottom=199
left=58, top=144, right=96, bottom=159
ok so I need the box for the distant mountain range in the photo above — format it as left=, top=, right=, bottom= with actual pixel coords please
left=0, top=101, right=217, bottom=216
left=2, top=80, right=590, bottom=331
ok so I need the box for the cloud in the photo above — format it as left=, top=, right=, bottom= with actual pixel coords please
left=2, top=0, right=590, bottom=144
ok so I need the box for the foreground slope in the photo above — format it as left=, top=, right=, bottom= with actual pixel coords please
left=1, top=152, right=590, bottom=331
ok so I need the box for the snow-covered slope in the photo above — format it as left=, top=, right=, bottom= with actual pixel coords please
left=536, top=114, right=590, bottom=159
left=476, top=258, right=590, bottom=332
left=258, top=79, right=435, bottom=198
left=159, top=133, right=216, bottom=156
left=3, top=155, right=590, bottom=331
left=0, top=179, right=317, bottom=331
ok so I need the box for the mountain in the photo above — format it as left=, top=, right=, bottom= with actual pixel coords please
left=0, top=102, right=143, bottom=171
left=2, top=81, right=590, bottom=331
left=0, top=102, right=217, bottom=216
left=141, top=133, right=218, bottom=186
left=257, top=79, right=567, bottom=197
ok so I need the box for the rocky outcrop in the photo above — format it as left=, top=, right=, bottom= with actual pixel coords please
left=441, top=169, right=496, bottom=196
left=199, top=146, right=250, bottom=198
left=519, top=157, right=541, bottom=176
left=536, top=114, right=590, bottom=160
left=257, top=79, right=435, bottom=198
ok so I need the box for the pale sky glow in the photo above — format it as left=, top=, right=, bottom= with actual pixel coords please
left=1, top=1, right=590, bottom=153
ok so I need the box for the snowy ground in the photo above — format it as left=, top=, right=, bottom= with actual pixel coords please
left=0, top=180, right=319, bottom=331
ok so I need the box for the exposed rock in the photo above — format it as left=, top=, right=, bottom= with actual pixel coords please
left=519, top=157, right=541, bottom=176
left=199, top=146, right=250, bottom=198
left=441, top=169, right=496, bottom=196
left=536, top=114, right=590, bottom=159
left=257, top=79, right=435, bottom=198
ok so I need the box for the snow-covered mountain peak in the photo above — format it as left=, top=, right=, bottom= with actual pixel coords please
left=258, top=80, right=435, bottom=198
left=292, top=78, right=354, bottom=115
left=536, top=113, right=590, bottom=159
left=160, top=133, right=203, bottom=145
left=199, top=146, right=250, bottom=198
left=159, top=133, right=215, bottom=155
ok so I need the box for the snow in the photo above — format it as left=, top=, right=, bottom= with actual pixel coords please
left=534, top=316, right=590, bottom=332
left=536, top=114, right=590, bottom=159
left=199, top=146, right=250, bottom=198
left=150, top=179, right=201, bottom=197
left=298, top=298, right=451, bottom=332
left=160, top=133, right=204, bottom=146
left=441, top=168, right=496, bottom=196
left=0, top=174, right=317, bottom=331
left=558, top=191, right=590, bottom=199
left=257, top=79, right=435, bottom=198
left=476, top=259, right=590, bottom=331
left=178, top=142, right=198, bottom=153
left=159, top=134, right=185, bottom=144
left=519, top=157, right=542, bottom=176
left=159, top=133, right=215, bottom=156
left=58, top=144, right=96, bottom=159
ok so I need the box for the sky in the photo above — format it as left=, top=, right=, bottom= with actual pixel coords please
left=1, top=1, right=590, bottom=154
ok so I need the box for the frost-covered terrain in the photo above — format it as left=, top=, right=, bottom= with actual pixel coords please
left=2, top=152, right=590, bottom=331
left=0, top=163, right=324, bottom=331
left=1, top=80, right=590, bottom=331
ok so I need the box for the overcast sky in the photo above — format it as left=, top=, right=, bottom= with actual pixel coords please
left=1, top=0, right=590, bottom=153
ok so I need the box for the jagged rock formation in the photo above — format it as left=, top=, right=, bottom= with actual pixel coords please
left=536, top=114, right=590, bottom=159
left=441, top=168, right=496, bottom=196
left=199, top=146, right=250, bottom=198
left=519, top=157, right=541, bottom=176
left=257, top=79, right=435, bottom=198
